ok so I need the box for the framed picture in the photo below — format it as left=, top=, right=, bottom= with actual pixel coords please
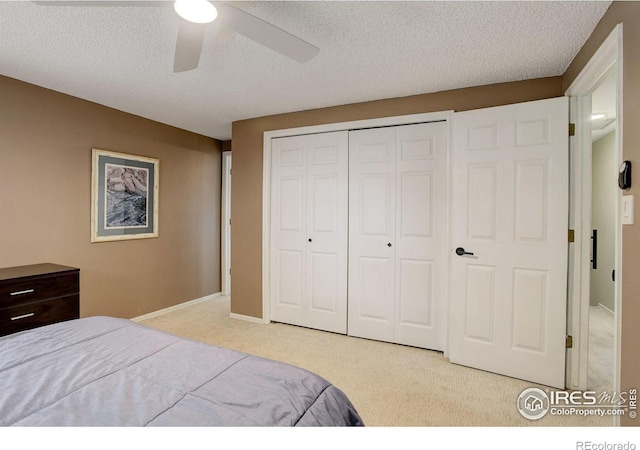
left=91, top=148, right=159, bottom=242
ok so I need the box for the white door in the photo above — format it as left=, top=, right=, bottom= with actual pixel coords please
left=449, top=97, right=569, bottom=388
left=348, top=122, right=447, bottom=350
left=270, top=131, right=348, bottom=334
left=305, top=132, right=349, bottom=333
left=348, top=127, right=396, bottom=342
left=394, top=123, right=447, bottom=349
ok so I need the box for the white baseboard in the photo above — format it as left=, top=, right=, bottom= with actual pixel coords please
left=131, top=292, right=222, bottom=322
left=230, top=312, right=269, bottom=325
left=598, top=302, right=615, bottom=317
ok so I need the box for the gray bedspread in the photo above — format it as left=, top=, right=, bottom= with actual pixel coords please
left=0, top=316, right=364, bottom=426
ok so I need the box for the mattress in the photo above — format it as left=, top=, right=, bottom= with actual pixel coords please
left=0, top=316, right=364, bottom=426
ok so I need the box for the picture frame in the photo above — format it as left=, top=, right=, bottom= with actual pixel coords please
left=91, top=148, right=159, bottom=242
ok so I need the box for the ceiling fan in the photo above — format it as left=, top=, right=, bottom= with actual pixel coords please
left=33, top=0, right=320, bottom=72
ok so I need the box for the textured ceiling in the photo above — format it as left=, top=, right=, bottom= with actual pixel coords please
left=0, top=1, right=611, bottom=140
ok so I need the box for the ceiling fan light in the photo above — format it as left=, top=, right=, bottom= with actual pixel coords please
left=174, top=0, right=218, bottom=24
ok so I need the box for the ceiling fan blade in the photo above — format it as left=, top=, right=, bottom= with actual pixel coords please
left=216, top=3, right=319, bottom=63
left=32, top=1, right=169, bottom=6
left=173, top=19, right=206, bottom=73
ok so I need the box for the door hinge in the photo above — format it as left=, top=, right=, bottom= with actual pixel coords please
left=566, top=335, right=573, bottom=348
left=568, top=229, right=575, bottom=243
left=569, top=123, right=576, bottom=136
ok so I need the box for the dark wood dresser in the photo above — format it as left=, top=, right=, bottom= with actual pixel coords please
left=0, top=263, right=80, bottom=337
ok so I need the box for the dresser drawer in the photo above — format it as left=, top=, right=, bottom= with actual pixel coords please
left=0, top=295, right=79, bottom=336
left=0, top=273, right=79, bottom=307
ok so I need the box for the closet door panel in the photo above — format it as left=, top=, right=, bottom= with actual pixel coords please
left=358, top=256, right=394, bottom=320
left=348, top=128, right=396, bottom=342
left=397, top=259, right=433, bottom=325
left=394, top=122, right=447, bottom=350
left=271, top=136, right=307, bottom=327
left=399, top=171, right=433, bottom=237
left=276, top=250, right=304, bottom=308
left=305, top=132, right=348, bottom=334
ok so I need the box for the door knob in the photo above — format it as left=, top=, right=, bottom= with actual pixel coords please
left=455, top=247, right=474, bottom=256
left=308, top=238, right=312, bottom=242
left=387, top=243, right=392, bottom=247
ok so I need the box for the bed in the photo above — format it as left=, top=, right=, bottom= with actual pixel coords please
left=0, top=316, right=364, bottom=426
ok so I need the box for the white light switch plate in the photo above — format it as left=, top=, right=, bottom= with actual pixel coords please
left=622, top=195, right=634, bottom=225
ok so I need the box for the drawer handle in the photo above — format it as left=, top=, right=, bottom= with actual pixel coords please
left=10, top=313, right=35, bottom=321
left=10, top=289, right=35, bottom=296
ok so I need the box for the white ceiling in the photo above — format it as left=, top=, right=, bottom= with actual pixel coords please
left=0, top=0, right=611, bottom=141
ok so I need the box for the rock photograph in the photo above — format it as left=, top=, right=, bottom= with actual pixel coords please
left=105, top=164, right=148, bottom=228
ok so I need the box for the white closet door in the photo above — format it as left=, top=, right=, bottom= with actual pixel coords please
left=348, top=123, right=447, bottom=349
left=305, top=132, right=349, bottom=333
left=394, top=122, right=447, bottom=350
left=348, top=127, right=396, bottom=342
left=271, top=131, right=348, bottom=333
left=271, top=135, right=308, bottom=327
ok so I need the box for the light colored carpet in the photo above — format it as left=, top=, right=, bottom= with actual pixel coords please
left=139, top=296, right=612, bottom=427
left=588, top=305, right=615, bottom=392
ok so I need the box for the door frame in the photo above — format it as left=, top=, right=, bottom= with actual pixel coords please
left=222, top=151, right=232, bottom=296
left=565, top=25, right=623, bottom=402
left=262, top=111, right=453, bottom=341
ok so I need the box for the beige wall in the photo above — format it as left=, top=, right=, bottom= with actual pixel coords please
left=590, top=131, right=616, bottom=311
left=0, top=75, right=222, bottom=319
left=563, top=1, right=640, bottom=427
left=230, top=76, right=563, bottom=318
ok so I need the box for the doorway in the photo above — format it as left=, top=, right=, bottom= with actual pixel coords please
left=222, top=151, right=232, bottom=296
left=588, top=71, right=617, bottom=392
left=565, top=24, right=622, bottom=401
